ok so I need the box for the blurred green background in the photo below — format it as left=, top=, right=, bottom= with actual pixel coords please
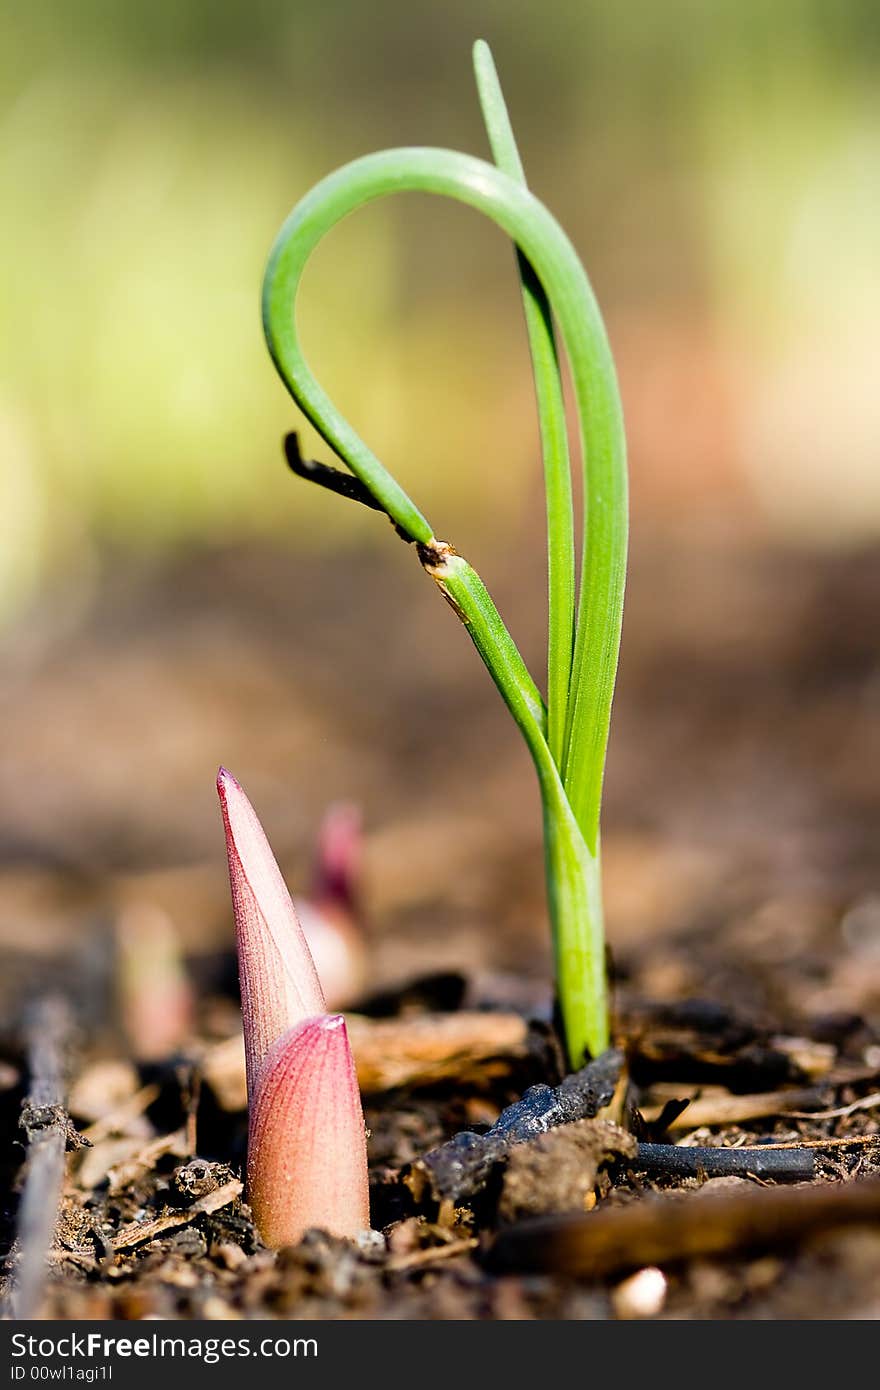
left=2, top=0, right=880, bottom=619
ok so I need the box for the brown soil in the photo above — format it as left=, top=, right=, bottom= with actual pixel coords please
left=0, top=530, right=877, bottom=1319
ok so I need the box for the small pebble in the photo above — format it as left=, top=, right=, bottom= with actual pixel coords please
left=612, top=1266, right=667, bottom=1319
left=203, top=1295, right=239, bottom=1320
left=698, top=1175, right=755, bottom=1194
left=173, top=1159, right=223, bottom=1202
left=214, top=1241, right=248, bottom=1271
left=357, top=1228, right=387, bottom=1258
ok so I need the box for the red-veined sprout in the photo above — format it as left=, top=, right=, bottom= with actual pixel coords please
left=217, top=768, right=369, bottom=1245
left=247, top=1012, right=369, bottom=1246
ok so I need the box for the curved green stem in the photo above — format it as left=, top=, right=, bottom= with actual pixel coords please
left=261, top=58, right=627, bottom=1062
left=263, top=147, right=626, bottom=845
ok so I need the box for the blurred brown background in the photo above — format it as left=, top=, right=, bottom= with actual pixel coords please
left=1, top=2, right=878, bottom=1028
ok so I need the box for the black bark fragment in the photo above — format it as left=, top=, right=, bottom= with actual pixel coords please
left=408, top=1048, right=624, bottom=1203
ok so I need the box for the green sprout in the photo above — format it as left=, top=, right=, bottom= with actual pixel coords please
left=261, top=41, right=628, bottom=1066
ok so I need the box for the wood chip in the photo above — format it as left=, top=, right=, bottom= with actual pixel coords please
left=386, top=1238, right=478, bottom=1273
left=348, top=1011, right=529, bottom=1091
left=69, top=1061, right=141, bottom=1124
left=80, top=1083, right=160, bottom=1145
left=639, top=1086, right=830, bottom=1132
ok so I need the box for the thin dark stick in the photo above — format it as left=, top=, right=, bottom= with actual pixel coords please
left=5, top=999, right=78, bottom=1320
left=407, top=1051, right=827, bottom=1204
left=283, top=434, right=417, bottom=542
left=632, top=1141, right=816, bottom=1182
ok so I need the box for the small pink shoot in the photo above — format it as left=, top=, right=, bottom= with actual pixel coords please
left=247, top=1013, right=369, bottom=1246
left=217, top=767, right=324, bottom=1104
left=217, top=768, right=370, bottom=1247
left=296, top=802, right=367, bottom=1008
left=312, top=801, right=362, bottom=915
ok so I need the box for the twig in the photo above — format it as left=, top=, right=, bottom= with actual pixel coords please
left=631, top=1141, right=815, bottom=1182
left=630, top=1134, right=879, bottom=1180
left=5, top=999, right=82, bottom=1319
left=488, top=1177, right=880, bottom=1278
left=722, top=1134, right=879, bottom=1151
left=785, top=1091, right=880, bottom=1122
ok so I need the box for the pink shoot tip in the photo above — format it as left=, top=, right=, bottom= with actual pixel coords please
left=217, top=767, right=324, bottom=1104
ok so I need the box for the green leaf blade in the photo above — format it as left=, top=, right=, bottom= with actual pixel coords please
left=472, top=40, right=575, bottom=773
